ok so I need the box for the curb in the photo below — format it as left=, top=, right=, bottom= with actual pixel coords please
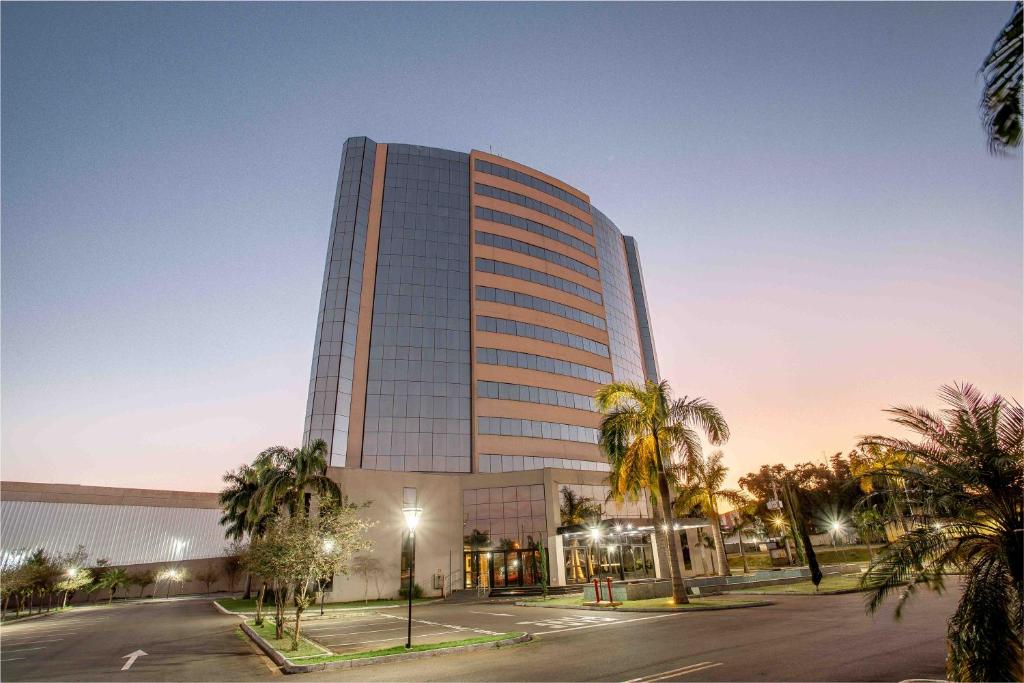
left=722, top=588, right=866, bottom=596
left=217, top=598, right=442, bottom=619
left=239, top=622, right=530, bottom=674
left=0, top=609, right=69, bottom=625
left=512, top=600, right=774, bottom=612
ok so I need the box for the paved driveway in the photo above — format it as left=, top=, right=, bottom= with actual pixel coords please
left=0, top=599, right=274, bottom=682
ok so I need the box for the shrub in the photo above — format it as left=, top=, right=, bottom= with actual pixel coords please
left=398, top=582, right=424, bottom=599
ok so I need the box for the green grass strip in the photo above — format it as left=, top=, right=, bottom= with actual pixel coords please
left=246, top=618, right=328, bottom=658
left=294, top=632, right=526, bottom=664
left=726, top=573, right=867, bottom=594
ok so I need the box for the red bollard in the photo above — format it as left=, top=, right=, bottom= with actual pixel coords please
left=593, top=578, right=601, bottom=603
left=606, top=577, right=614, bottom=603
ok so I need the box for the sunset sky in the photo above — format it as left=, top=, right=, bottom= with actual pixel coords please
left=3, top=2, right=1021, bottom=492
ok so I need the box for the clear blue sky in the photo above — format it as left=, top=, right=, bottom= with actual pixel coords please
left=3, top=2, right=1021, bottom=491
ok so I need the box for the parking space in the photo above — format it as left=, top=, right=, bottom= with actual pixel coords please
left=1, top=613, right=113, bottom=666
left=299, top=609, right=503, bottom=657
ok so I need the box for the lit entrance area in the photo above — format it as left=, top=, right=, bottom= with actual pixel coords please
left=464, top=548, right=544, bottom=589
left=559, top=520, right=657, bottom=584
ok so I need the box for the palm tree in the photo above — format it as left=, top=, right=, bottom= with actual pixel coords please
left=851, top=508, right=885, bottom=559
left=596, top=379, right=730, bottom=604
left=673, top=450, right=746, bottom=577
left=980, top=1, right=1022, bottom=153
left=100, top=568, right=129, bottom=604
left=729, top=507, right=762, bottom=574
left=253, top=440, right=341, bottom=518
left=858, top=383, right=1022, bottom=682
left=219, top=462, right=273, bottom=600
left=559, top=487, right=602, bottom=526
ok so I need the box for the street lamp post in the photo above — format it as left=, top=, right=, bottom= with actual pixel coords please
left=402, top=505, right=422, bottom=649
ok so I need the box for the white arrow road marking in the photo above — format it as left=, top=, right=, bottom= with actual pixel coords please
left=120, top=650, right=147, bottom=671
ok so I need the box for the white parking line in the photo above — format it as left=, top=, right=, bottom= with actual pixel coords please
left=1, top=638, right=64, bottom=646
left=1, top=658, right=26, bottom=663
left=310, top=625, right=405, bottom=638
left=2, top=647, right=47, bottom=654
left=625, top=661, right=724, bottom=682
left=533, top=612, right=683, bottom=636
left=469, top=611, right=514, bottom=617
left=304, top=620, right=395, bottom=632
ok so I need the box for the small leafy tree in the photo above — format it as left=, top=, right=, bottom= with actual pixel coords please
left=1, top=553, right=31, bottom=617
left=128, top=570, right=156, bottom=598
left=196, top=564, right=221, bottom=594
left=285, top=501, right=374, bottom=649
left=54, top=546, right=91, bottom=608
left=222, top=543, right=246, bottom=594
left=352, top=556, right=383, bottom=603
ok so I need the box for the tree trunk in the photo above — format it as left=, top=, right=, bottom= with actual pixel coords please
left=292, top=600, right=306, bottom=650
left=709, top=500, right=730, bottom=577
left=864, top=535, right=874, bottom=559
left=274, top=582, right=286, bottom=640
left=243, top=574, right=252, bottom=600
left=656, top=470, right=689, bottom=604
left=255, top=583, right=266, bottom=626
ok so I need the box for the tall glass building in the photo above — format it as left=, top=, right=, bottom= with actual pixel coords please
left=302, top=138, right=706, bottom=596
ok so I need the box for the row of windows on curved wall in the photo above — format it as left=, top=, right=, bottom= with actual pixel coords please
left=305, top=137, right=377, bottom=467
left=476, top=347, right=613, bottom=384
left=477, top=316, right=610, bottom=358
left=477, top=380, right=596, bottom=411
left=475, top=258, right=602, bottom=305
left=478, top=417, right=600, bottom=444
left=475, top=206, right=595, bottom=258
left=592, top=209, right=647, bottom=385
left=476, top=286, right=605, bottom=331
left=474, top=183, right=593, bottom=235
left=475, top=231, right=599, bottom=281
left=364, top=145, right=471, bottom=473
left=478, top=454, right=611, bottom=473
left=474, top=159, right=592, bottom=213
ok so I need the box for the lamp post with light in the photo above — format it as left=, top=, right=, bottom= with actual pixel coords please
left=402, top=505, right=422, bottom=649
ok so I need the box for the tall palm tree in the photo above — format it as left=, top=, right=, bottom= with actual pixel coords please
left=597, top=379, right=730, bottom=604
left=218, top=463, right=267, bottom=541
left=981, top=1, right=1022, bottom=153
left=253, top=440, right=341, bottom=518
left=673, top=450, right=746, bottom=577
left=858, top=383, right=1022, bottom=682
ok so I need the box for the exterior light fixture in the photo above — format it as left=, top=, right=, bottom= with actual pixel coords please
left=589, top=527, right=601, bottom=541
left=402, top=504, right=423, bottom=649
left=615, top=524, right=623, bottom=533
left=66, top=567, right=78, bottom=578
left=323, top=538, right=336, bottom=553
left=662, top=524, right=670, bottom=532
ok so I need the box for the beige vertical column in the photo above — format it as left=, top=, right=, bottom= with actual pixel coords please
left=346, top=143, right=388, bottom=464
left=468, top=151, right=480, bottom=472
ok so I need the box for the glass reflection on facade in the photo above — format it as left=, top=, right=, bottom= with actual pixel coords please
left=304, top=137, right=377, bottom=466
left=362, top=145, right=472, bottom=472
left=593, top=209, right=646, bottom=386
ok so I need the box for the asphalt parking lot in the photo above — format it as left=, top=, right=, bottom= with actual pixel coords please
left=0, top=588, right=959, bottom=682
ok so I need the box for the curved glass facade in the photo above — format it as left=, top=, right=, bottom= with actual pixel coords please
left=305, top=138, right=658, bottom=475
